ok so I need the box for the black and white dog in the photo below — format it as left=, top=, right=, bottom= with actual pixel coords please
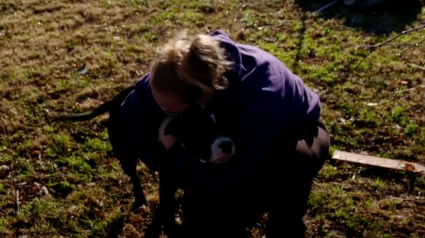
left=164, top=105, right=236, bottom=164
left=49, top=85, right=236, bottom=237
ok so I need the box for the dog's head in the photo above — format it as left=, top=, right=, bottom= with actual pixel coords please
left=164, top=106, right=235, bottom=163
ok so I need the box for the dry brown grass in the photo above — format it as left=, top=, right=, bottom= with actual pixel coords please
left=0, top=0, right=425, bottom=237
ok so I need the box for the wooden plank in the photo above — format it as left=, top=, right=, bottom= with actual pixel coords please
left=332, top=150, right=425, bottom=174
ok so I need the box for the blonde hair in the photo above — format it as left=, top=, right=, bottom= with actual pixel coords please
left=150, top=30, right=233, bottom=104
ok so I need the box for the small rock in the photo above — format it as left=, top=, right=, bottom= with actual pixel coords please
left=0, top=165, right=9, bottom=171
left=78, top=67, right=88, bottom=75
left=141, top=204, right=150, bottom=213
left=40, top=186, right=49, bottom=196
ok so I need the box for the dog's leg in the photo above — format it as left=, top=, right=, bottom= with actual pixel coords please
left=145, top=142, right=180, bottom=238
left=118, top=156, right=147, bottom=208
left=108, top=115, right=147, bottom=208
left=131, top=172, right=147, bottom=208
left=158, top=159, right=178, bottom=235
left=109, top=135, right=147, bottom=208
left=106, top=86, right=149, bottom=209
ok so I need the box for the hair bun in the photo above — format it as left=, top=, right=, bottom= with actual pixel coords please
left=182, top=34, right=231, bottom=89
left=152, top=30, right=233, bottom=97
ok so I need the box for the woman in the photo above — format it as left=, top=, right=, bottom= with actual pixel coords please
left=119, top=29, right=330, bottom=238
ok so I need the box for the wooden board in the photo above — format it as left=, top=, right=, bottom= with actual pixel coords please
left=332, top=150, right=425, bottom=174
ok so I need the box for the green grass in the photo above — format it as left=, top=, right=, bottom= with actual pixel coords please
left=1, top=0, right=425, bottom=237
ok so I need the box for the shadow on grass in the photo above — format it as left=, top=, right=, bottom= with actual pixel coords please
left=105, top=216, right=125, bottom=238
left=292, top=11, right=308, bottom=74
left=295, top=0, right=423, bottom=35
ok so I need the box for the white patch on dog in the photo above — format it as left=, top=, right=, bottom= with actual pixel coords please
left=158, top=116, right=177, bottom=149
left=158, top=116, right=174, bottom=139
left=209, top=136, right=235, bottom=163
left=209, top=113, right=216, bottom=123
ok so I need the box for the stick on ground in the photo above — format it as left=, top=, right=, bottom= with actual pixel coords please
left=332, top=150, right=425, bottom=174
left=15, top=189, right=20, bottom=215
left=356, top=24, right=425, bottom=50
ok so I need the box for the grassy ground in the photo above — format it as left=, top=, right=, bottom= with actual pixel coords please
left=1, top=0, right=425, bottom=237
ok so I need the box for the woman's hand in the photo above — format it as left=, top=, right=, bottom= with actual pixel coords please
left=158, top=116, right=178, bottom=150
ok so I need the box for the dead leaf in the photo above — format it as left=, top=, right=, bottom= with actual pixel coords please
left=94, top=208, right=105, bottom=218
left=404, top=163, right=415, bottom=172
left=311, top=30, right=323, bottom=39
left=129, top=215, right=143, bottom=223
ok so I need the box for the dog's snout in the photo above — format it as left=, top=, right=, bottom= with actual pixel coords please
left=218, top=140, right=234, bottom=154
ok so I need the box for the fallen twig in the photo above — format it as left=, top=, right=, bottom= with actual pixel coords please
left=15, top=190, right=19, bottom=215
left=400, top=198, right=425, bottom=202
left=13, top=189, right=21, bottom=238
left=406, top=63, right=425, bottom=71
left=394, top=84, right=425, bottom=93
left=356, top=24, right=425, bottom=50
left=313, top=0, right=341, bottom=15
left=352, top=50, right=374, bottom=70
left=397, top=37, right=425, bottom=55
left=352, top=25, right=425, bottom=71
left=384, top=43, right=416, bottom=47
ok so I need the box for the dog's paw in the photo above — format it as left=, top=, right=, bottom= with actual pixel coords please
left=144, top=222, right=162, bottom=238
left=132, top=203, right=150, bottom=213
left=149, top=224, right=182, bottom=238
